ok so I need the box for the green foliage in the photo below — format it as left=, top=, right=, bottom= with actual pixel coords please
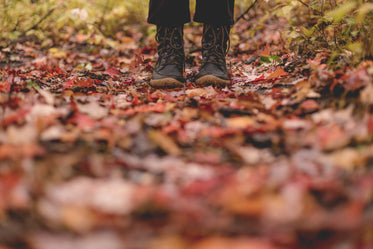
left=1, top=0, right=371, bottom=68
left=274, top=0, right=373, bottom=65
left=0, top=0, right=148, bottom=44
left=0, top=0, right=252, bottom=46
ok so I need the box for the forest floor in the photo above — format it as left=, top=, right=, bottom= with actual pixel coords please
left=1, top=13, right=373, bottom=249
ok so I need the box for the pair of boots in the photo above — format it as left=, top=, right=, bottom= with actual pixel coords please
left=150, top=24, right=231, bottom=88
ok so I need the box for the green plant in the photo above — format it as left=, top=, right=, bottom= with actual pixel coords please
left=276, top=0, right=373, bottom=66
left=0, top=0, right=149, bottom=44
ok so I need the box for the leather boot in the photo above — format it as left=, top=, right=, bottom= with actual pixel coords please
left=195, top=24, right=231, bottom=86
left=150, top=25, right=185, bottom=88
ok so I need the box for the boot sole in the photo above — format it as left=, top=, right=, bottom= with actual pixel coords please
left=149, top=78, right=184, bottom=88
left=195, top=75, right=230, bottom=87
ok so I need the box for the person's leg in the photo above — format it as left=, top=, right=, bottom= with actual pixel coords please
left=194, top=0, right=235, bottom=86
left=148, top=0, right=191, bottom=26
left=194, top=0, right=235, bottom=25
left=148, top=0, right=190, bottom=88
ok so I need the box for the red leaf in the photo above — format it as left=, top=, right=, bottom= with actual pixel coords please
left=74, top=114, right=96, bottom=130
left=0, top=80, right=11, bottom=93
left=76, top=78, right=94, bottom=88
left=367, top=116, right=373, bottom=135
left=1, top=108, right=30, bottom=127
left=182, top=178, right=220, bottom=197
left=63, top=77, right=94, bottom=89
left=300, top=99, right=319, bottom=113
left=63, top=76, right=77, bottom=89
left=103, top=67, right=121, bottom=78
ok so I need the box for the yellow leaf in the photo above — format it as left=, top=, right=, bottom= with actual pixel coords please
left=356, top=3, right=373, bottom=24
left=326, top=1, right=357, bottom=23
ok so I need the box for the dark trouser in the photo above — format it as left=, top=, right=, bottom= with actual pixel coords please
left=148, top=0, right=235, bottom=26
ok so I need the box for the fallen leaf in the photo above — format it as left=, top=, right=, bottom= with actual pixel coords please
left=266, top=68, right=289, bottom=80
left=28, top=232, right=123, bottom=249
left=44, top=177, right=135, bottom=215
left=299, top=99, right=319, bottom=113
left=360, top=83, right=373, bottom=105
left=317, top=124, right=351, bottom=151
left=193, top=237, right=280, bottom=249
left=103, top=66, right=121, bottom=78
left=226, top=116, right=255, bottom=129
left=0, top=80, right=11, bottom=93
left=148, top=130, right=181, bottom=155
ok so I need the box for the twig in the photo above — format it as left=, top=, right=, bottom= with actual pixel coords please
left=296, top=0, right=322, bottom=15
left=21, top=7, right=56, bottom=36
left=234, top=0, right=260, bottom=24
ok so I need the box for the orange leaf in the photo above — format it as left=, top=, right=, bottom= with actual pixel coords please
left=266, top=68, right=289, bottom=80
left=0, top=80, right=11, bottom=93
left=260, top=43, right=270, bottom=56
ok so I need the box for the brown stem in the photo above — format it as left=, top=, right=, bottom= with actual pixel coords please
left=296, top=0, right=323, bottom=15
left=21, top=7, right=56, bottom=36
left=234, top=0, right=260, bottom=24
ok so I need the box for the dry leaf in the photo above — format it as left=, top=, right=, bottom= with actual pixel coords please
left=148, top=130, right=181, bottom=155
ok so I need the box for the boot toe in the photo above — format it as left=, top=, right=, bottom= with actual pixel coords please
left=195, top=75, right=230, bottom=87
left=195, top=63, right=230, bottom=87
left=150, top=64, right=185, bottom=88
left=150, top=77, right=184, bottom=88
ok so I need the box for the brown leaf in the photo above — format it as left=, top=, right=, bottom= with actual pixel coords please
left=226, top=116, right=255, bottom=129
left=61, top=205, right=95, bottom=233
left=360, top=83, right=373, bottom=105
left=193, top=237, right=280, bottom=249
left=149, top=236, right=187, bottom=249
left=148, top=130, right=181, bottom=156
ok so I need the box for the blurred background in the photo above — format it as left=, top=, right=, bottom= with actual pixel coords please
left=0, top=0, right=372, bottom=63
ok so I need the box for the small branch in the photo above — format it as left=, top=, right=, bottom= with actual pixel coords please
left=234, top=0, right=260, bottom=24
left=296, top=0, right=322, bottom=15
left=21, top=7, right=56, bottom=36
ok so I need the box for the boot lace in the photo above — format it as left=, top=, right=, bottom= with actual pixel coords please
left=201, top=25, right=230, bottom=65
left=156, top=26, right=184, bottom=67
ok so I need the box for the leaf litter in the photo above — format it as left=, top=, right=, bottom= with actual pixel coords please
left=1, top=14, right=373, bottom=249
